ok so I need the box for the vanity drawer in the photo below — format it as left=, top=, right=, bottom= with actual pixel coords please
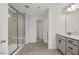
left=67, top=38, right=79, bottom=46
left=67, top=43, right=78, bottom=55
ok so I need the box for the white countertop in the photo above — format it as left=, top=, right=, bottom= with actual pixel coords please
left=57, top=33, right=79, bottom=40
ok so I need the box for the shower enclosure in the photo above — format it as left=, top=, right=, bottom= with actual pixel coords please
left=8, top=4, right=25, bottom=54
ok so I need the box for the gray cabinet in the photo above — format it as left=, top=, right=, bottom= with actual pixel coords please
left=56, top=35, right=66, bottom=54
left=56, top=34, right=79, bottom=55
left=66, top=38, right=79, bottom=55
left=67, top=38, right=79, bottom=46
left=66, top=43, right=78, bottom=55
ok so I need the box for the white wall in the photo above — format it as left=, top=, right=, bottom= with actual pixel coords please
left=27, top=15, right=37, bottom=42
left=43, top=10, right=49, bottom=43
left=48, top=7, right=65, bottom=49
left=48, top=8, right=56, bottom=49
left=26, top=13, right=44, bottom=43
left=0, top=3, right=8, bottom=54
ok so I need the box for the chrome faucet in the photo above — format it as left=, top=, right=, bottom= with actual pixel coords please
left=67, top=31, right=78, bottom=35
left=67, top=32, right=72, bottom=35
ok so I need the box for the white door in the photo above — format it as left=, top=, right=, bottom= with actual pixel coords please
left=0, top=3, right=8, bottom=55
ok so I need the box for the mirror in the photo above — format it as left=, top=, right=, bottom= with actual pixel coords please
left=66, top=5, right=79, bottom=35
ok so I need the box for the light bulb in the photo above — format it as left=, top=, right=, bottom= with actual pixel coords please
left=71, top=4, right=75, bottom=9
left=67, top=7, right=72, bottom=11
left=71, top=4, right=76, bottom=11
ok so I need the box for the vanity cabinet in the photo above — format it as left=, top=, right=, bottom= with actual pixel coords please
left=56, top=35, right=66, bottom=54
left=66, top=38, right=79, bottom=55
left=56, top=34, right=79, bottom=55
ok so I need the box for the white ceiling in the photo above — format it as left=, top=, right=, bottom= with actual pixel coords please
left=10, top=3, right=67, bottom=16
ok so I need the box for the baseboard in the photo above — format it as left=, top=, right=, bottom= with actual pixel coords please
left=12, top=44, right=24, bottom=55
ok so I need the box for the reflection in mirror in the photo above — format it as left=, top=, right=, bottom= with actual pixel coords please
left=65, top=4, right=79, bottom=36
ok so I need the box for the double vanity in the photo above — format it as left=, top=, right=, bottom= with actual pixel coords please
left=56, top=34, right=79, bottom=55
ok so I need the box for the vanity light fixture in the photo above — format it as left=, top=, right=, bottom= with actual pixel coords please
left=71, top=4, right=76, bottom=11
left=71, top=4, right=75, bottom=9
left=67, top=7, right=72, bottom=11
left=67, top=4, right=76, bottom=12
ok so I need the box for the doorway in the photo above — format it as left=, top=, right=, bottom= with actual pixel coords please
left=37, top=20, right=44, bottom=43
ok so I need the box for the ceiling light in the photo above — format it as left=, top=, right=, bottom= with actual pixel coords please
left=37, top=6, right=40, bottom=8
left=24, top=5, right=30, bottom=8
left=67, top=7, right=72, bottom=11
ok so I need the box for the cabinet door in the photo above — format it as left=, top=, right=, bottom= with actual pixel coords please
left=59, top=39, right=65, bottom=54
left=57, top=35, right=66, bottom=54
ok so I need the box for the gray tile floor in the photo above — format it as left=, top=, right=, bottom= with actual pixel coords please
left=16, top=41, right=61, bottom=55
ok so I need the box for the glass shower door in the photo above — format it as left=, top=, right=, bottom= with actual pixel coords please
left=8, top=6, right=18, bottom=54
left=18, top=14, right=24, bottom=47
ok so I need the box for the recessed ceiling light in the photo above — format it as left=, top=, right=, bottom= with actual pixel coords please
left=24, top=5, right=30, bottom=8
left=37, top=6, right=40, bottom=8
